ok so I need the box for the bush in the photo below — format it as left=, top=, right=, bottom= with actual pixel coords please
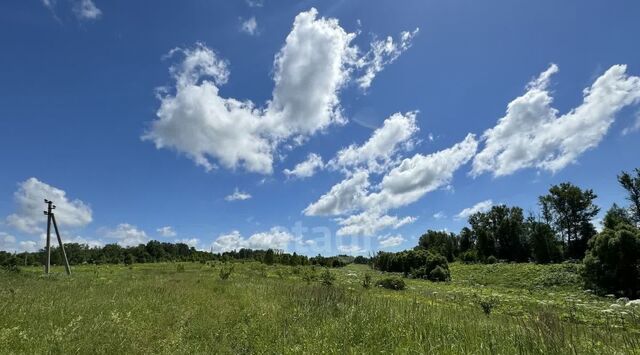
left=485, top=255, right=498, bottom=264
left=0, top=256, right=20, bottom=273
left=428, top=265, right=450, bottom=282
left=176, top=264, right=185, bottom=273
left=376, top=277, right=406, bottom=291
left=219, top=265, right=234, bottom=280
left=459, top=250, right=478, bottom=264
left=583, top=224, right=640, bottom=298
left=379, top=250, right=450, bottom=282
left=476, top=295, right=499, bottom=315
left=362, top=273, right=372, bottom=289
left=320, top=269, right=336, bottom=286
left=302, top=268, right=317, bottom=284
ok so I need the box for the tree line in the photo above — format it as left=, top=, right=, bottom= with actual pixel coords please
left=413, top=169, right=640, bottom=265
left=0, top=240, right=353, bottom=270
left=373, top=168, right=640, bottom=297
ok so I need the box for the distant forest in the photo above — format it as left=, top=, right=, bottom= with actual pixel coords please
left=2, top=168, right=640, bottom=297
left=0, top=241, right=367, bottom=269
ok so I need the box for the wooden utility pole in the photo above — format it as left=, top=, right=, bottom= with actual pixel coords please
left=44, top=199, right=71, bottom=275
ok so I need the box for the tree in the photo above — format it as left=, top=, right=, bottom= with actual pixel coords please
left=459, top=227, right=474, bottom=253
left=468, top=205, right=527, bottom=261
left=526, top=219, right=562, bottom=264
left=603, top=203, right=634, bottom=230
left=539, top=183, right=599, bottom=259
left=263, top=249, right=275, bottom=265
left=618, top=168, right=640, bottom=226
left=417, top=230, right=458, bottom=261
left=583, top=223, right=640, bottom=298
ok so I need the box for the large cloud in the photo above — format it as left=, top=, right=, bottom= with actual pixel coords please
left=144, top=9, right=416, bottom=174
left=378, top=234, right=406, bottom=248
left=364, top=133, right=478, bottom=211
left=210, top=228, right=306, bottom=252
left=104, top=223, right=148, bottom=247
left=0, top=232, right=39, bottom=253
left=336, top=211, right=415, bottom=237
left=329, top=112, right=418, bottom=173
left=472, top=64, right=640, bottom=177
left=303, top=171, right=370, bottom=216
left=6, top=178, right=92, bottom=234
left=305, top=134, right=478, bottom=235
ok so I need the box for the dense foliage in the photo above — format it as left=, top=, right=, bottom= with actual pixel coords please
left=0, top=242, right=317, bottom=268
left=373, top=249, right=450, bottom=281
left=539, top=183, right=599, bottom=259
left=583, top=218, right=640, bottom=297
left=376, top=277, right=406, bottom=290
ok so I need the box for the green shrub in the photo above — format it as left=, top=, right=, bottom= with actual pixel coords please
left=583, top=224, right=640, bottom=298
left=176, top=264, right=185, bottom=273
left=219, top=265, right=234, bottom=280
left=459, top=250, right=478, bottom=264
left=485, top=255, right=498, bottom=264
left=0, top=256, right=20, bottom=273
left=362, top=273, right=372, bottom=289
left=302, top=268, right=317, bottom=284
left=476, top=295, right=499, bottom=315
left=408, top=251, right=450, bottom=281
left=376, top=277, right=406, bottom=291
left=428, top=265, right=450, bottom=282
left=319, top=269, right=336, bottom=286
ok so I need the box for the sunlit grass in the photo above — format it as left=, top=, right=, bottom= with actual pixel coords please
left=1, top=262, right=639, bottom=354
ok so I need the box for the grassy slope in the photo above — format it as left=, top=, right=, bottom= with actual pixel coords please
left=1, top=262, right=639, bottom=354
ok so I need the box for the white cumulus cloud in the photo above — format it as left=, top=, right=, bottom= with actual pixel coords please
left=6, top=178, right=92, bottom=235
left=363, top=133, right=478, bottom=211
left=329, top=111, right=418, bottom=173
left=157, top=226, right=177, bottom=237
left=303, top=171, right=370, bottom=216
left=104, top=223, right=148, bottom=247
left=336, top=211, right=415, bottom=237
left=472, top=64, right=640, bottom=177
left=283, top=153, right=324, bottom=179
left=305, top=134, right=477, bottom=236
left=175, top=238, right=200, bottom=248
left=144, top=9, right=416, bottom=175
left=378, top=234, right=406, bottom=248
left=337, top=244, right=366, bottom=254
left=455, top=199, right=493, bottom=220
left=225, top=188, right=252, bottom=201
left=210, top=228, right=303, bottom=253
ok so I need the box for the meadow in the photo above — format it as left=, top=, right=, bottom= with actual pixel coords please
left=1, top=262, right=639, bottom=354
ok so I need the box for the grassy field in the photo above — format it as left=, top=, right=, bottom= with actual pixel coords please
left=1, top=262, right=639, bottom=354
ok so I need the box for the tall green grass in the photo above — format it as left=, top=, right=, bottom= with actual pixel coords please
left=0, top=262, right=638, bottom=354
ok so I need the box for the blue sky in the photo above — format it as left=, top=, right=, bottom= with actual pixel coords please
left=1, top=0, right=639, bottom=255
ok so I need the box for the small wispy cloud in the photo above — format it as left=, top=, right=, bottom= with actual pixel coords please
left=240, top=17, right=258, bottom=36
left=432, top=211, right=446, bottom=220
left=246, top=0, right=263, bottom=8
left=157, top=226, right=177, bottom=237
left=622, top=110, right=640, bottom=136
left=73, top=0, right=102, bottom=20
left=225, top=188, right=252, bottom=202
left=455, top=200, right=493, bottom=220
